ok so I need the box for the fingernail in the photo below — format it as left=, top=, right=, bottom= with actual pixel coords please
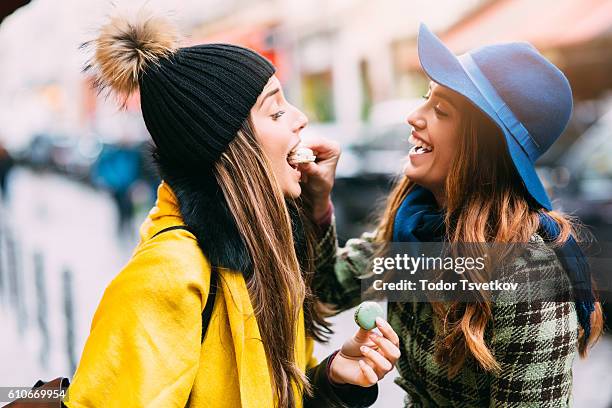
left=360, top=346, right=368, bottom=353
left=376, top=317, right=384, bottom=325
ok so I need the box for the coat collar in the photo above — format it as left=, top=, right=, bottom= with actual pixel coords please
left=138, top=181, right=184, bottom=241
left=141, top=175, right=254, bottom=277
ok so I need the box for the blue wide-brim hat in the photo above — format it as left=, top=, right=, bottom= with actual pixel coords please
left=417, top=24, right=573, bottom=210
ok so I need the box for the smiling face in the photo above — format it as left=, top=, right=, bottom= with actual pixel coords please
left=404, top=82, right=464, bottom=204
left=250, top=75, right=308, bottom=198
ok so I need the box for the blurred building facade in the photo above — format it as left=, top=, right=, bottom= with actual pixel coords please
left=3, top=0, right=611, bottom=150
left=187, top=0, right=487, bottom=144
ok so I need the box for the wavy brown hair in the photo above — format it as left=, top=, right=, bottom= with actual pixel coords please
left=213, top=118, right=331, bottom=407
left=376, top=96, right=603, bottom=377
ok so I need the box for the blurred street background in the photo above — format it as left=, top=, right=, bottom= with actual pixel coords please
left=0, top=0, right=611, bottom=406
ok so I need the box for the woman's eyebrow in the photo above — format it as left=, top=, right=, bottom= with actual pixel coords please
left=258, top=88, right=280, bottom=109
left=431, top=88, right=457, bottom=108
left=428, top=82, right=457, bottom=107
left=437, top=93, right=456, bottom=107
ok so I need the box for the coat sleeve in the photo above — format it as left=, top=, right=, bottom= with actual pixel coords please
left=313, top=217, right=378, bottom=313
left=489, top=244, right=578, bottom=407
left=65, top=239, right=209, bottom=408
left=304, top=354, right=378, bottom=408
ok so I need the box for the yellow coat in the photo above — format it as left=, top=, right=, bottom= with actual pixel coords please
left=65, top=182, right=317, bottom=407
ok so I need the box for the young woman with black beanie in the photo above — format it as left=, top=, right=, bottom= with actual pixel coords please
left=64, top=10, right=399, bottom=408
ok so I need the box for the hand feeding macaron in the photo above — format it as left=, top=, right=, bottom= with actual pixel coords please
left=354, top=301, right=385, bottom=330
left=288, top=146, right=316, bottom=165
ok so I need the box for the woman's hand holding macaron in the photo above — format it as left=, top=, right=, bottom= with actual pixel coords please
left=328, top=302, right=401, bottom=387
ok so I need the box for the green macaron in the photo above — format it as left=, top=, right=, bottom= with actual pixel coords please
left=354, top=301, right=384, bottom=330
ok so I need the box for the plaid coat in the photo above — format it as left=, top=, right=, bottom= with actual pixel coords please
left=313, top=220, right=579, bottom=407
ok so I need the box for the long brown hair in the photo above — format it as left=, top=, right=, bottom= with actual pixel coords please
left=377, top=97, right=603, bottom=377
left=213, top=118, right=330, bottom=407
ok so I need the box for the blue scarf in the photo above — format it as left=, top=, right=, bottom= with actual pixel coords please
left=392, top=184, right=594, bottom=339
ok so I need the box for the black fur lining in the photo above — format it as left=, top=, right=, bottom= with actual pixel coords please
left=163, top=169, right=254, bottom=278
left=155, top=170, right=307, bottom=283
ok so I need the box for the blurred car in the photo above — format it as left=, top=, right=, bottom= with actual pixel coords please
left=19, top=133, right=103, bottom=182
left=20, top=133, right=53, bottom=170
left=551, top=98, right=612, bottom=330
left=554, top=98, right=612, bottom=239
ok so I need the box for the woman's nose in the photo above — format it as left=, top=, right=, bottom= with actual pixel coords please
left=294, top=109, right=308, bottom=132
left=407, top=112, right=426, bottom=130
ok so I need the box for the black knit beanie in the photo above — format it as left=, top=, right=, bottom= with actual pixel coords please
left=86, top=12, right=275, bottom=171
left=140, top=44, right=275, bottom=170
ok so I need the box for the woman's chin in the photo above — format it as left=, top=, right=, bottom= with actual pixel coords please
left=283, top=182, right=302, bottom=199
left=403, top=166, right=431, bottom=188
left=403, top=162, right=422, bottom=179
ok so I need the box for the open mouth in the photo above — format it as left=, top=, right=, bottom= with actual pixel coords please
left=287, top=149, right=299, bottom=169
left=287, top=145, right=316, bottom=169
left=409, top=134, right=433, bottom=155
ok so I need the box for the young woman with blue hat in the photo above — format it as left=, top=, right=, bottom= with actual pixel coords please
left=304, top=23, right=604, bottom=406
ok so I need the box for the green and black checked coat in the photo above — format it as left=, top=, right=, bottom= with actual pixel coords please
left=313, top=220, right=579, bottom=407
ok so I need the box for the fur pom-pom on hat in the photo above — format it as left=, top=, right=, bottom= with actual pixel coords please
left=83, top=10, right=179, bottom=104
